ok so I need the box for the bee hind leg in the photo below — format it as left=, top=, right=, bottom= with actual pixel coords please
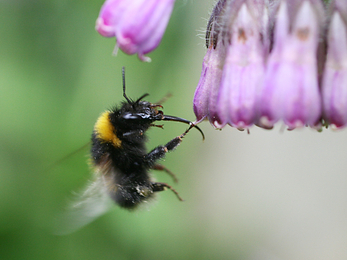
left=151, top=182, right=183, bottom=201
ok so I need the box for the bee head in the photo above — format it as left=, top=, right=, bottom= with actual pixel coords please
left=112, top=67, right=164, bottom=129
left=115, top=95, right=164, bottom=129
left=118, top=67, right=205, bottom=139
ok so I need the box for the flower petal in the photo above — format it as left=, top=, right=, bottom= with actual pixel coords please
left=217, top=3, right=265, bottom=129
left=258, top=1, right=323, bottom=129
left=322, top=7, right=347, bottom=128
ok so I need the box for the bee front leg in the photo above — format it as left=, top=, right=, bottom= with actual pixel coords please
left=143, top=135, right=183, bottom=166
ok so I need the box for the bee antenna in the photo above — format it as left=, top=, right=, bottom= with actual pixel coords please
left=122, top=67, right=132, bottom=104
left=135, top=93, right=149, bottom=104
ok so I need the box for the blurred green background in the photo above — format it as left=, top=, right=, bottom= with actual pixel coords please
left=2, top=0, right=347, bottom=260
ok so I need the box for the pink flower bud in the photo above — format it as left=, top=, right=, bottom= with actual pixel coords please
left=96, top=0, right=175, bottom=62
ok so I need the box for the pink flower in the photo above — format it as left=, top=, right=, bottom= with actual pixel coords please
left=216, top=2, right=267, bottom=129
left=96, top=0, right=176, bottom=62
left=193, top=0, right=227, bottom=127
left=258, top=0, right=324, bottom=129
left=322, top=0, right=347, bottom=128
left=193, top=0, right=269, bottom=129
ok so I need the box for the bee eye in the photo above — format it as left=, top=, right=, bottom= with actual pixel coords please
left=122, top=112, right=152, bottom=120
left=122, top=113, right=142, bottom=120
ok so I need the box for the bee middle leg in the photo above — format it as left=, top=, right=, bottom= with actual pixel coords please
left=152, top=164, right=178, bottom=183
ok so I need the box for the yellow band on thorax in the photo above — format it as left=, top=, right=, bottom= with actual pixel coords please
left=94, top=111, right=122, bottom=148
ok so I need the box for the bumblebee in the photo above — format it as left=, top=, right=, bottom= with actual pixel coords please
left=90, top=67, right=204, bottom=209
left=54, top=68, right=204, bottom=235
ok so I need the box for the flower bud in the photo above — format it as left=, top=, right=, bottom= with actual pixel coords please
left=96, top=0, right=176, bottom=62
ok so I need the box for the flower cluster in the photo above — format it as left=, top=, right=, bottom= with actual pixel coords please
left=193, top=0, right=347, bottom=130
left=96, top=0, right=176, bottom=62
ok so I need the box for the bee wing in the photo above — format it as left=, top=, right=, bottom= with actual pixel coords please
left=53, top=176, right=113, bottom=235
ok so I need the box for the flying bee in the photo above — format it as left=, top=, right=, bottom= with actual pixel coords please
left=91, top=67, right=204, bottom=208
left=55, top=68, right=204, bottom=234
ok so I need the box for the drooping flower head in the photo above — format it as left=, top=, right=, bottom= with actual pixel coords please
left=96, top=0, right=176, bottom=62
left=193, top=0, right=334, bottom=131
